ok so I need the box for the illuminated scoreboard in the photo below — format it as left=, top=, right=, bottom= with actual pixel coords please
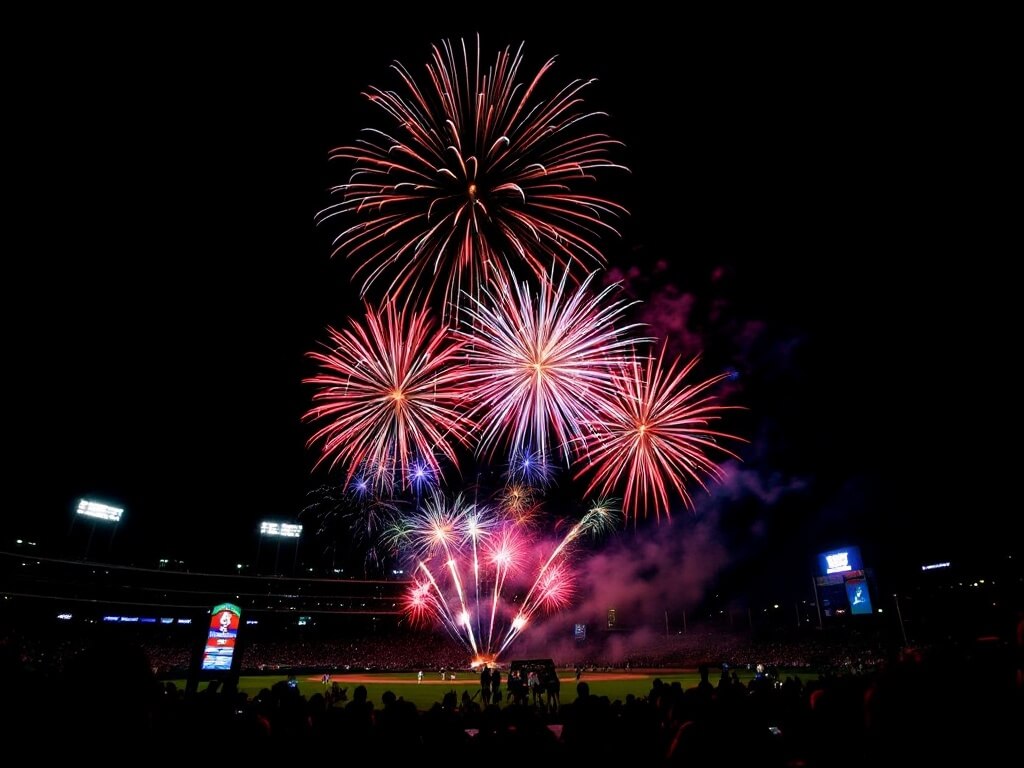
left=201, top=602, right=242, bottom=672
left=816, top=547, right=873, bottom=617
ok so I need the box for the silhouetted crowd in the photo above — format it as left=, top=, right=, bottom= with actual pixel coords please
left=1, top=625, right=1020, bottom=763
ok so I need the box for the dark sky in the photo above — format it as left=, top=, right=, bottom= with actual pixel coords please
left=8, top=14, right=1013, bottom=602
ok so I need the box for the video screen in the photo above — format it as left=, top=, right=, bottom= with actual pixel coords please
left=201, top=602, right=241, bottom=672
left=816, top=572, right=874, bottom=617
left=845, top=577, right=873, bottom=615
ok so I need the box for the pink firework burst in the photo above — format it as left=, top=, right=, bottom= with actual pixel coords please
left=574, top=346, right=747, bottom=523
left=459, top=261, right=649, bottom=466
left=533, top=560, right=575, bottom=612
left=389, top=490, right=610, bottom=662
left=303, top=300, right=474, bottom=491
left=316, top=35, right=628, bottom=315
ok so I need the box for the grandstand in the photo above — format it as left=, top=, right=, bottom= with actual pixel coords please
left=2, top=545, right=1019, bottom=680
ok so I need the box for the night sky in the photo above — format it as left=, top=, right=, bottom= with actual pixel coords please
left=8, top=14, right=1013, bottom=606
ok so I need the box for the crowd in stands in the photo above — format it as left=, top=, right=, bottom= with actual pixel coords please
left=106, top=629, right=889, bottom=679
left=0, top=623, right=923, bottom=680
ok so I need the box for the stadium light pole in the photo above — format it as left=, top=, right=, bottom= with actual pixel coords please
left=812, top=577, right=824, bottom=629
left=255, top=528, right=263, bottom=574
left=74, top=499, right=124, bottom=560
left=259, top=521, right=302, bottom=576
left=893, top=592, right=909, bottom=647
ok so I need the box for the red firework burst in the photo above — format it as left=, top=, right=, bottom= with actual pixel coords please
left=303, top=300, right=474, bottom=491
left=316, top=35, right=628, bottom=315
left=574, top=346, right=746, bottom=523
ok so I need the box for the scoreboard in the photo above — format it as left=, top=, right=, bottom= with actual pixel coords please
left=200, top=602, right=242, bottom=672
left=816, top=547, right=874, bottom=617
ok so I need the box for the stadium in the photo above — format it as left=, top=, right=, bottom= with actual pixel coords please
left=2, top=535, right=1019, bottom=762
left=5, top=11, right=1022, bottom=763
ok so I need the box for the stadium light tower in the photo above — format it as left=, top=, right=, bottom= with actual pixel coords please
left=257, top=520, right=302, bottom=575
left=74, top=498, right=124, bottom=559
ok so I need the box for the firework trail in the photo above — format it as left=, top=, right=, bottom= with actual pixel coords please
left=387, top=491, right=487, bottom=654
left=494, top=499, right=617, bottom=656
left=316, top=35, right=628, bottom=316
left=389, top=489, right=615, bottom=663
left=574, top=345, right=746, bottom=523
left=459, top=260, right=649, bottom=466
left=303, top=299, right=474, bottom=492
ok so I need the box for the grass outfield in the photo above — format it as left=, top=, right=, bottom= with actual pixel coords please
left=167, top=668, right=816, bottom=712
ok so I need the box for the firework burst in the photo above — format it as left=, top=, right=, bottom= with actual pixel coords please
left=505, top=445, right=556, bottom=488
left=316, top=35, right=628, bottom=315
left=495, top=482, right=539, bottom=524
left=389, top=489, right=613, bottom=662
left=303, top=299, right=474, bottom=491
left=305, top=35, right=750, bottom=664
left=575, top=346, right=746, bottom=523
left=459, top=260, right=649, bottom=466
left=406, top=455, right=440, bottom=499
